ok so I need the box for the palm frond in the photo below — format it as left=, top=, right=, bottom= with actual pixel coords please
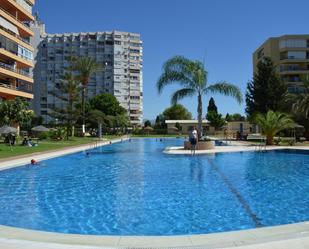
left=255, top=111, right=295, bottom=136
left=205, top=81, right=243, bottom=103
left=171, top=88, right=196, bottom=105
left=157, top=71, right=193, bottom=93
left=72, top=57, right=102, bottom=85
left=157, top=56, right=207, bottom=93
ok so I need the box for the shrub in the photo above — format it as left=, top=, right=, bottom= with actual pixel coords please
left=38, top=131, right=49, bottom=140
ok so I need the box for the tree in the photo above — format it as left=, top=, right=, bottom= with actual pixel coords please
left=285, top=75, right=309, bottom=139
left=157, top=56, right=242, bottom=138
left=286, top=74, right=309, bottom=119
left=207, top=97, right=218, bottom=113
left=206, top=111, right=225, bottom=130
left=255, top=110, right=295, bottom=145
left=246, top=57, right=287, bottom=118
left=144, top=120, right=152, bottom=127
left=154, top=114, right=166, bottom=130
left=162, top=104, right=192, bottom=120
left=225, top=113, right=246, bottom=122
left=89, top=93, right=126, bottom=116
left=50, top=72, right=81, bottom=138
left=0, top=98, right=34, bottom=130
left=72, top=56, right=102, bottom=135
left=88, top=94, right=129, bottom=134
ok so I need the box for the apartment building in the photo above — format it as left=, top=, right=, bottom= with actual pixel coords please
left=0, top=0, right=35, bottom=100
left=29, top=12, right=44, bottom=113
left=253, top=35, right=309, bottom=93
left=33, top=30, right=143, bottom=125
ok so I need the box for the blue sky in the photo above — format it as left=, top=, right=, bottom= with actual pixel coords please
left=34, top=0, right=309, bottom=120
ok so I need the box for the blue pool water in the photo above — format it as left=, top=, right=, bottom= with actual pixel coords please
left=0, top=138, right=309, bottom=235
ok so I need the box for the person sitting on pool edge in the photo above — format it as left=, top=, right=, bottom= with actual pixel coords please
left=189, top=126, right=198, bottom=155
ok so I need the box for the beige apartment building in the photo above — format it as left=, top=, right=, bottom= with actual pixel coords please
left=0, top=0, right=35, bottom=100
left=253, top=34, right=309, bottom=93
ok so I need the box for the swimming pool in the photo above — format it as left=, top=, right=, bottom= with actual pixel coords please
left=0, top=138, right=308, bottom=236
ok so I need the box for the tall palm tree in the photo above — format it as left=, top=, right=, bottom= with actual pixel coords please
left=255, top=110, right=296, bottom=145
left=157, top=56, right=243, bottom=138
left=51, top=72, right=81, bottom=138
left=72, top=56, right=102, bottom=135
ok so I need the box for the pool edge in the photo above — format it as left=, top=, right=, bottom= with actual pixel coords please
left=0, top=221, right=309, bottom=248
left=0, top=137, right=128, bottom=171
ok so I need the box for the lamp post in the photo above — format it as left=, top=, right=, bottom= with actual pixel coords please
left=97, top=61, right=108, bottom=139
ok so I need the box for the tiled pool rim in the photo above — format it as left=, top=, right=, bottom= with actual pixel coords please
left=0, top=140, right=309, bottom=248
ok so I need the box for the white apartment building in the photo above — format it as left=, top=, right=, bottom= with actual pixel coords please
left=32, top=30, right=143, bottom=125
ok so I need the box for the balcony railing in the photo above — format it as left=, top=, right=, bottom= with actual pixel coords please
left=0, top=81, right=32, bottom=94
left=0, top=61, right=31, bottom=77
left=0, top=44, right=33, bottom=62
left=0, top=24, right=30, bottom=45
left=0, top=5, right=31, bottom=30
left=280, top=56, right=309, bottom=60
left=280, top=67, right=309, bottom=72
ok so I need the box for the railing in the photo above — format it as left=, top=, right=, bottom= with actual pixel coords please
left=0, top=24, right=31, bottom=45
left=0, top=61, right=31, bottom=77
left=0, top=45, right=33, bottom=62
left=280, top=56, right=309, bottom=60
left=0, top=82, right=32, bottom=94
left=280, top=67, right=308, bottom=72
left=12, top=0, right=32, bottom=14
left=0, top=5, right=31, bottom=30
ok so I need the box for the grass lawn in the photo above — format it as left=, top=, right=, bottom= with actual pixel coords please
left=0, top=136, right=119, bottom=159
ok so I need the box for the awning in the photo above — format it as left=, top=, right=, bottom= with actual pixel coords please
left=0, top=16, right=19, bottom=35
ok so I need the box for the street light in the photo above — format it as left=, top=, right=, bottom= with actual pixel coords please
left=97, top=61, right=108, bottom=139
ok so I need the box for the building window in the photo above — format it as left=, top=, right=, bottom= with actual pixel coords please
left=279, top=39, right=307, bottom=49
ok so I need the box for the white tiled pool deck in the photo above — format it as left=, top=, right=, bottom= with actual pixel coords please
left=0, top=140, right=309, bottom=249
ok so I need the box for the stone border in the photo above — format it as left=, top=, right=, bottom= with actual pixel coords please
left=0, top=221, right=309, bottom=248
left=0, top=141, right=309, bottom=248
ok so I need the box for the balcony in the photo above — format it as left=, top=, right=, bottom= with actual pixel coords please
left=0, top=0, right=34, bottom=22
left=0, top=25, right=33, bottom=51
left=280, top=57, right=309, bottom=64
left=0, top=44, right=33, bottom=68
left=0, top=61, right=33, bottom=82
left=0, top=81, right=33, bottom=99
left=279, top=66, right=309, bottom=75
left=0, top=5, right=33, bottom=37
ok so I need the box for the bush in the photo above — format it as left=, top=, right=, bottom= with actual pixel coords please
left=132, top=128, right=143, bottom=135
left=154, top=128, right=167, bottom=135
left=38, top=131, right=49, bottom=140
left=49, top=127, right=67, bottom=140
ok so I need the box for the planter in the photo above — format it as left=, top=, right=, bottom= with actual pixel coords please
left=184, top=140, right=215, bottom=150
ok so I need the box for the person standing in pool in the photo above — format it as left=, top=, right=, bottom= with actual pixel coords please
left=189, top=127, right=198, bottom=155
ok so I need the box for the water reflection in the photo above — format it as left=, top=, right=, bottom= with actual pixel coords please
left=190, top=157, right=204, bottom=183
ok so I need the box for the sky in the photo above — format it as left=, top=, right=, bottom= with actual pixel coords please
left=34, top=0, right=309, bottom=120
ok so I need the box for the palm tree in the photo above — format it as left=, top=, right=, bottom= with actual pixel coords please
left=50, top=71, right=81, bottom=138
left=157, top=56, right=243, bottom=138
left=286, top=74, right=309, bottom=118
left=255, top=110, right=296, bottom=145
left=72, top=57, right=102, bottom=135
